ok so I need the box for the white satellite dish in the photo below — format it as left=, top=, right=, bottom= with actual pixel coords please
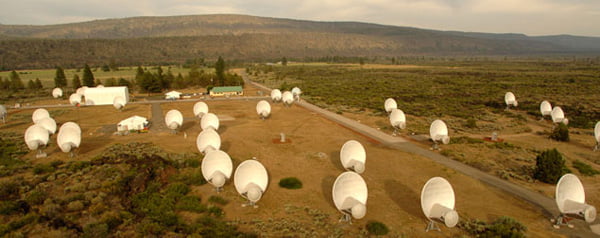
left=76, top=86, right=88, bottom=95
left=52, top=88, right=63, bottom=98
left=234, top=160, right=268, bottom=207
left=340, top=140, right=366, bottom=174
left=165, top=109, right=183, bottom=132
left=282, top=91, right=294, bottom=106
left=57, top=126, right=81, bottom=156
left=69, top=93, right=82, bottom=106
left=24, top=124, right=50, bottom=158
left=60, top=122, right=82, bottom=135
left=594, top=121, right=600, bottom=151
left=389, top=108, right=406, bottom=135
left=0, top=105, right=7, bottom=123
left=256, top=100, right=271, bottom=119
left=96, top=84, right=104, bottom=88
left=32, top=108, right=50, bottom=123
left=201, top=150, right=233, bottom=192
left=421, top=177, right=459, bottom=231
left=113, top=96, right=126, bottom=110
left=551, top=106, right=568, bottom=125
left=201, top=113, right=220, bottom=131
left=193, top=102, right=209, bottom=119
left=270, top=89, right=282, bottom=102
left=37, top=117, right=57, bottom=135
left=384, top=98, right=397, bottom=113
left=332, top=171, right=368, bottom=222
left=292, top=87, right=302, bottom=101
left=553, top=174, right=597, bottom=228
left=196, top=128, right=221, bottom=154
left=504, top=92, right=518, bottom=109
left=430, top=120, right=450, bottom=149
left=540, top=100, right=552, bottom=117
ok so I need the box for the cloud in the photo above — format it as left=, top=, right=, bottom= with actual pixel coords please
left=0, top=0, right=598, bottom=36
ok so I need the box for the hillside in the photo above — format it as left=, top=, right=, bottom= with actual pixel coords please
left=1, top=14, right=599, bottom=69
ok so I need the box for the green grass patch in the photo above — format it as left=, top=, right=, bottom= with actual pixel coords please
left=573, top=160, right=600, bottom=176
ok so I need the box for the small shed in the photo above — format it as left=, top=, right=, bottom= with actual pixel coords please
left=165, top=91, right=182, bottom=100
left=84, top=86, right=130, bottom=105
left=209, top=86, right=243, bottom=97
left=117, top=115, right=149, bottom=132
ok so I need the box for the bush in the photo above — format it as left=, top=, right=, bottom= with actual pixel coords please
left=366, top=221, right=389, bottom=236
left=33, top=163, right=55, bottom=174
left=208, top=195, right=229, bottom=205
left=573, top=160, right=600, bottom=176
left=465, top=118, right=477, bottom=128
left=534, top=149, right=569, bottom=184
left=278, top=177, right=303, bottom=189
left=459, top=216, right=526, bottom=238
left=550, top=123, right=569, bottom=142
left=176, top=195, right=206, bottom=213
left=25, top=189, right=48, bottom=205
left=83, top=223, right=109, bottom=238
left=0, top=180, right=20, bottom=201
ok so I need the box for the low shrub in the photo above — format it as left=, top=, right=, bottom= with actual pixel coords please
left=176, top=195, right=206, bottom=213
left=278, top=177, right=303, bottom=189
left=550, top=123, right=569, bottom=142
left=459, top=216, right=527, bottom=238
left=33, top=163, right=55, bottom=174
left=25, top=189, right=48, bottom=205
left=82, top=223, right=109, bottom=238
left=366, top=221, right=389, bottom=236
left=573, top=160, right=600, bottom=176
left=208, top=195, right=229, bottom=205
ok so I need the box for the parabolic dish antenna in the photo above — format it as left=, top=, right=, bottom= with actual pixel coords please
left=113, top=96, right=126, bottom=110
left=234, top=160, right=268, bottom=207
left=165, top=109, right=183, bottom=131
left=384, top=98, right=397, bottom=113
left=340, top=140, right=366, bottom=174
left=193, top=102, right=209, bottom=118
left=430, top=120, right=450, bottom=147
left=554, top=173, right=596, bottom=227
left=24, top=124, right=49, bottom=151
left=282, top=91, right=294, bottom=106
left=57, top=126, right=81, bottom=155
left=421, top=177, right=459, bottom=231
left=389, top=108, right=406, bottom=133
left=551, top=106, right=568, bottom=125
left=69, top=93, right=82, bottom=106
left=540, top=101, right=552, bottom=116
left=332, top=171, right=368, bottom=222
left=52, top=88, right=63, bottom=98
left=76, top=86, right=88, bottom=95
left=60, top=122, right=81, bottom=135
left=270, top=89, right=282, bottom=102
left=291, top=87, right=302, bottom=100
left=0, top=105, right=7, bottom=123
left=32, top=108, right=50, bottom=123
left=504, top=92, right=518, bottom=108
left=256, top=100, right=271, bottom=119
left=196, top=128, right=221, bottom=154
left=594, top=122, right=600, bottom=151
left=201, top=150, right=233, bottom=192
left=201, top=113, right=220, bottom=131
left=96, top=85, right=104, bottom=88
left=37, top=117, right=57, bottom=134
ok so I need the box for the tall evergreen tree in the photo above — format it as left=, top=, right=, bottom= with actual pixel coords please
left=82, top=64, right=95, bottom=87
left=54, top=66, right=67, bottom=88
left=34, top=78, right=43, bottom=89
left=72, top=74, right=82, bottom=89
left=117, top=78, right=130, bottom=87
left=0, top=78, right=9, bottom=90
left=27, top=80, right=36, bottom=90
left=215, top=56, right=225, bottom=86
left=9, top=70, right=24, bottom=90
left=135, top=66, right=144, bottom=87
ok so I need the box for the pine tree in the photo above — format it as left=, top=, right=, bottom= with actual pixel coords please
left=27, top=79, right=36, bottom=90
left=117, top=78, right=130, bottom=87
left=72, top=74, right=82, bottom=89
left=9, top=70, right=24, bottom=90
left=215, top=56, right=225, bottom=86
left=54, top=66, right=67, bottom=88
left=135, top=66, right=144, bottom=87
left=82, top=64, right=95, bottom=87
left=34, top=78, right=43, bottom=89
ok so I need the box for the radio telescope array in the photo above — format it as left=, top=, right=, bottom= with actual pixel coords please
left=24, top=124, right=50, bottom=158
left=52, top=88, right=63, bottom=98
left=553, top=174, right=597, bottom=228
left=256, top=100, right=271, bottom=119
left=193, top=102, right=209, bottom=119
left=270, top=89, right=282, bottom=102
left=594, top=122, right=600, bottom=151
left=540, top=101, right=552, bottom=119
left=389, top=108, right=406, bottom=135
left=57, top=122, right=82, bottom=157
left=0, top=105, right=7, bottom=123
left=113, top=96, right=126, bottom=110
left=292, top=87, right=302, bottom=101
left=32, top=108, right=50, bottom=123
left=282, top=91, right=294, bottom=106
left=421, top=177, right=459, bottom=232
left=504, top=92, right=518, bottom=109
left=201, top=150, right=233, bottom=192
left=340, top=140, right=366, bottom=173
left=332, top=171, right=368, bottom=223
left=196, top=129, right=221, bottom=154
left=384, top=98, right=397, bottom=113
left=551, top=106, right=569, bottom=125
left=201, top=113, right=220, bottom=131
left=430, top=120, right=450, bottom=150
left=234, top=160, right=269, bottom=208
left=165, top=109, right=183, bottom=133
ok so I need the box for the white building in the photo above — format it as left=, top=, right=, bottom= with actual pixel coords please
left=83, top=86, right=130, bottom=106
left=117, top=115, right=149, bottom=132
left=165, top=91, right=182, bottom=100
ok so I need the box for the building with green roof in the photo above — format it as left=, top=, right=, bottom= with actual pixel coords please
left=209, top=86, right=244, bottom=97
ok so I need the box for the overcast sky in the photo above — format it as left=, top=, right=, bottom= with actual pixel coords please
left=1, top=0, right=599, bottom=37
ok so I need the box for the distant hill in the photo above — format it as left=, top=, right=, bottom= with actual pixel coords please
left=1, top=14, right=599, bottom=69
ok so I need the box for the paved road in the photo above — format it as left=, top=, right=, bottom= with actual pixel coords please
left=150, top=102, right=166, bottom=132
left=243, top=71, right=599, bottom=237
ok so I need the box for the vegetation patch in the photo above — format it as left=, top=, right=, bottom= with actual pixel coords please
left=366, top=220, right=389, bottom=236
left=279, top=177, right=303, bottom=189
left=550, top=123, right=570, bottom=142
left=572, top=160, right=600, bottom=176
left=459, top=216, right=527, bottom=238
left=533, top=149, right=570, bottom=184
left=208, top=195, right=229, bottom=205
